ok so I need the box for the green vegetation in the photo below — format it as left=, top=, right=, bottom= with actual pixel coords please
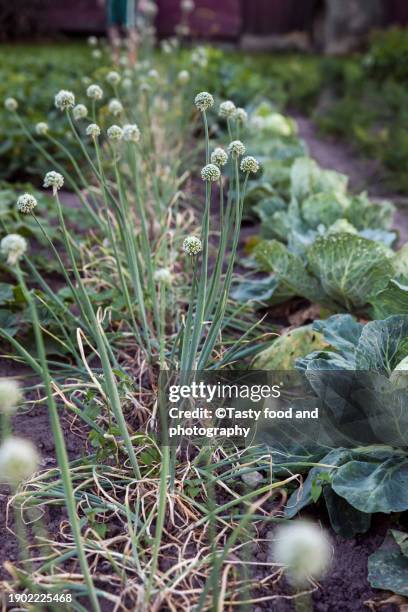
left=0, top=34, right=407, bottom=609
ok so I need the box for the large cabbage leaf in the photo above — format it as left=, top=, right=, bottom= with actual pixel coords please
left=307, top=234, right=393, bottom=311
left=368, top=530, right=408, bottom=597
left=290, top=157, right=348, bottom=201
left=283, top=315, right=408, bottom=536
left=254, top=234, right=397, bottom=314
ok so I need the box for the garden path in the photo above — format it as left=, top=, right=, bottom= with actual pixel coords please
left=293, top=113, right=408, bottom=247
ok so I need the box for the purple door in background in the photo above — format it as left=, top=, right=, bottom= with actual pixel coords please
left=18, top=0, right=408, bottom=39
left=241, top=0, right=318, bottom=35
left=384, top=0, right=408, bottom=25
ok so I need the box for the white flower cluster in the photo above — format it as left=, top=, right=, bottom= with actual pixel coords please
left=0, top=437, right=40, bottom=484
left=4, top=97, right=18, bottom=112
left=270, top=521, right=332, bottom=586
left=183, top=236, right=202, bottom=256
left=177, top=70, right=190, bottom=85
left=194, top=91, right=214, bottom=112
left=107, top=125, right=123, bottom=142
left=43, top=171, right=64, bottom=193
left=241, top=156, right=260, bottom=174
left=181, top=0, right=195, bottom=12
left=35, top=122, right=49, bottom=135
left=1, top=234, right=27, bottom=265
left=0, top=379, right=22, bottom=414
left=191, top=47, right=208, bottom=68
left=123, top=124, right=141, bottom=143
left=219, top=100, right=236, bottom=119
left=148, top=69, right=159, bottom=80
left=154, top=268, right=172, bottom=285
left=201, top=164, right=221, bottom=182
left=55, top=90, right=75, bottom=111
left=17, top=193, right=37, bottom=214
left=106, top=70, right=121, bottom=86
left=86, top=84, right=103, bottom=100
left=108, top=99, right=124, bottom=116
left=228, top=140, right=246, bottom=158
left=86, top=123, right=101, bottom=139
left=73, top=104, right=88, bottom=121
left=211, top=147, right=228, bottom=167
left=234, top=108, right=248, bottom=124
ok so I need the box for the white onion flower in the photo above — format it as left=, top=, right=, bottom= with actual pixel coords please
left=86, top=123, right=101, bottom=139
left=191, top=47, right=208, bottom=68
left=183, top=236, right=202, bottom=256
left=4, top=97, right=18, bottom=112
left=234, top=107, right=248, bottom=124
left=122, top=78, right=132, bottom=89
left=73, top=104, right=88, bottom=121
left=201, top=163, right=221, bottom=182
left=123, top=123, right=141, bottom=143
left=43, top=171, right=64, bottom=194
left=0, top=437, right=40, bottom=484
left=35, top=122, right=49, bottom=135
left=194, top=91, right=214, bottom=112
left=92, top=49, right=102, bottom=59
left=108, top=99, right=123, bottom=116
left=17, top=193, right=37, bottom=214
left=241, top=156, right=260, bottom=174
left=88, top=35, right=98, bottom=46
left=228, top=140, right=246, bottom=158
left=0, top=379, right=22, bottom=415
left=54, top=90, right=75, bottom=111
left=1, top=234, right=27, bottom=265
left=142, top=0, right=158, bottom=16
left=106, top=70, right=121, bottom=85
left=161, top=40, right=172, bottom=55
left=181, top=0, right=195, bottom=12
left=219, top=100, right=236, bottom=119
left=107, top=125, right=124, bottom=142
left=148, top=69, right=159, bottom=80
left=269, top=520, right=332, bottom=586
left=177, top=70, right=190, bottom=85
left=86, top=84, right=103, bottom=100
left=154, top=268, right=172, bottom=285
left=211, top=147, right=228, bottom=167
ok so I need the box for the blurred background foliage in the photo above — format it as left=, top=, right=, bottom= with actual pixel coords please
left=3, top=27, right=408, bottom=190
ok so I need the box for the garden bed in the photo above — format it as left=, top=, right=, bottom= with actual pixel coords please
left=0, top=36, right=408, bottom=611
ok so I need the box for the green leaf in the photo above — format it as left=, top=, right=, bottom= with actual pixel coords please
left=284, top=448, right=350, bottom=518
left=290, top=157, right=348, bottom=202
left=369, top=278, right=408, bottom=318
left=355, top=315, right=408, bottom=373
left=323, top=487, right=371, bottom=538
left=368, top=531, right=408, bottom=596
left=301, top=191, right=347, bottom=229
left=0, top=283, right=14, bottom=304
left=347, top=192, right=395, bottom=231
left=231, top=275, right=287, bottom=304
left=313, top=314, right=363, bottom=357
left=332, top=454, right=408, bottom=513
left=253, top=325, right=328, bottom=370
left=307, top=233, right=393, bottom=311
left=254, top=240, right=325, bottom=304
